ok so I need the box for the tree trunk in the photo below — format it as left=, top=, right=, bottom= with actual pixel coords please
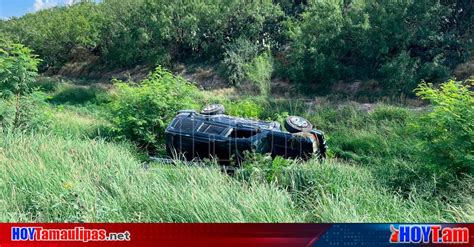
left=13, top=92, right=21, bottom=129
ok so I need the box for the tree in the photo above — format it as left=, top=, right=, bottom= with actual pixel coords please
left=285, top=0, right=466, bottom=93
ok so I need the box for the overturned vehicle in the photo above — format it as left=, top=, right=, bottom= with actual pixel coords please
left=165, top=104, right=327, bottom=164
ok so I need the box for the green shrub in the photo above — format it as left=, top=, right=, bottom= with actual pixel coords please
left=414, top=80, right=473, bottom=176
left=0, top=40, right=40, bottom=97
left=284, top=0, right=346, bottom=85
left=224, top=99, right=265, bottom=118
left=243, top=51, right=274, bottom=96
left=28, top=77, right=58, bottom=92
left=109, top=67, right=200, bottom=151
left=99, top=0, right=282, bottom=68
left=377, top=51, right=418, bottom=92
left=50, top=86, right=106, bottom=105
left=219, top=47, right=274, bottom=95
left=221, top=38, right=260, bottom=85
left=2, top=0, right=282, bottom=69
left=1, top=2, right=101, bottom=69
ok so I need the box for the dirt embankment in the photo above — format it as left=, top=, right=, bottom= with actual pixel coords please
left=45, top=46, right=152, bottom=83
left=454, top=59, right=474, bottom=80
left=48, top=45, right=472, bottom=104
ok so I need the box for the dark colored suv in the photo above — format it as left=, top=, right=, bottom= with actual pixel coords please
left=165, top=104, right=327, bottom=164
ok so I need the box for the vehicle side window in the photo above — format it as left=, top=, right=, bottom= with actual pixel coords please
left=198, top=123, right=226, bottom=135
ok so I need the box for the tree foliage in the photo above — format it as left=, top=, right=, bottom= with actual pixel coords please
left=0, top=1, right=101, bottom=70
left=0, top=39, right=40, bottom=96
left=284, top=0, right=471, bottom=92
left=0, top=0, right=471, bottom=92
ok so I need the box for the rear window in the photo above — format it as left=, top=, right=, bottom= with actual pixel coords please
left=198, top=123, right=226, bottom=135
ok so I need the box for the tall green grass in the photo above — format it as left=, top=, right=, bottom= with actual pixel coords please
left=47, top=105, right=111, bottom=139
left=0, top=133, right=300, bottom=222
left=238, top=158, right=471, bottom=222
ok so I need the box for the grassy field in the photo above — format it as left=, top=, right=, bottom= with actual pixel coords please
left=0, top=133, right=300, bottom=222
left=1, top=0, right=472, bottom=224
left=0, top=78, right=471, bottom=223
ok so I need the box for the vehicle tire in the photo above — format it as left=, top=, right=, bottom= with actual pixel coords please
left=201, top=104, right=225, bottom=115
left=284, top=116, right=313, bottom=133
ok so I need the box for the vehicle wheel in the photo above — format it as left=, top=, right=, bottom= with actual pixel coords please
left=285, top=116, right=313, bottom=133
left=201, top=104, right=225, bottom=115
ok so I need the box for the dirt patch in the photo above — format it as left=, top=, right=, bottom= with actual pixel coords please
left=89, top=65, right=151, bottom=83
left=454, top=59, right=474, bottom=80
left=332, top=79, right=382, bottom=95
left=174, top=64, right=228, bottom=90
left=270, top=78, right=299, bottom=98
left=56, top=46, right=99, bottom=77
left=50, top=46, right=153, bottom=83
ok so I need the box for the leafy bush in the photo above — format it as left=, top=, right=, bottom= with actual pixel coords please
left=0, top=40, right=41, bottom=129
left=109, top=67, right=200, bottom=151
left=221, top=40, right=274, bottom=95
left=2, top=0, right=283, bottom=70
left=1, top=0, right=470, bottom=92
left=50, top=85, right=106, bottom=105
left=0, top=40, right=40, bottom=97
left=101, top=0, right=282, bottom=67
left=224, top=99, right=265, bottom=118
left=28, top=77, right=58, bottom=92
left=377, top=51, right=418, bottom=92
left=414, top=80, right=473, bottom=176
left=222, top=38, right=260, bottom=85
left=243, top=51, right=274, bottom=95
left=284, top=0, right=346, bottom=85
